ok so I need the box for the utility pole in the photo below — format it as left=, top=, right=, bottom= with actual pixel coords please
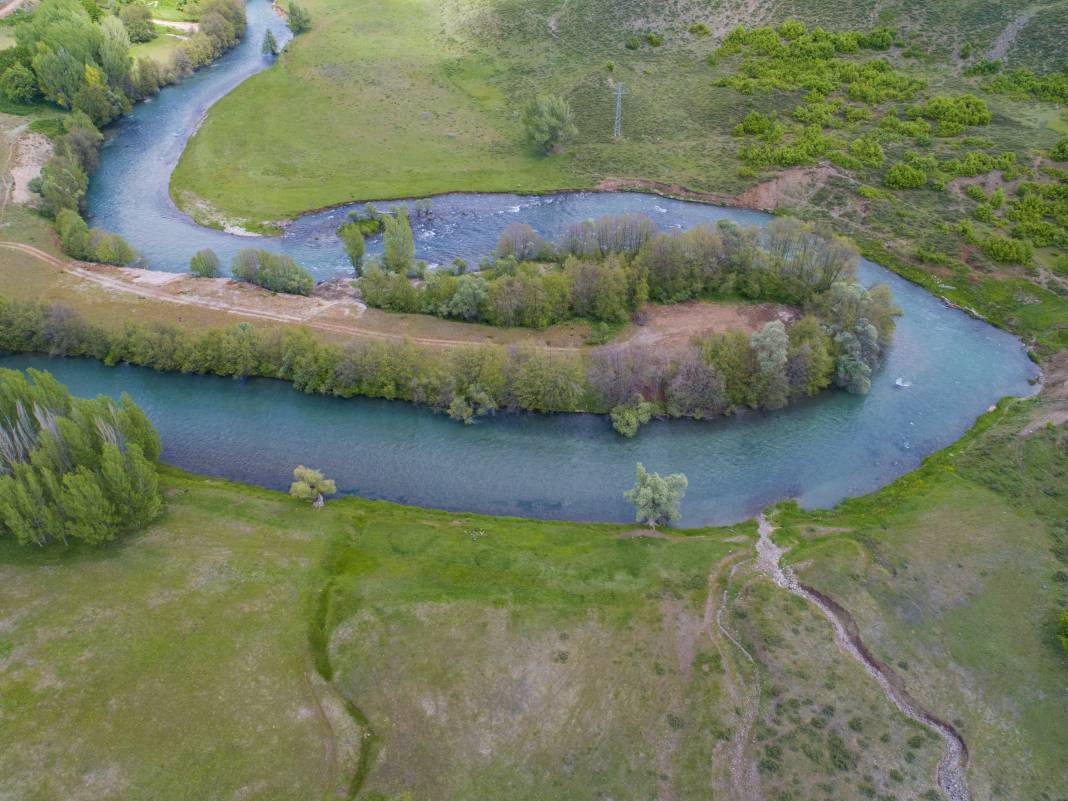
left=613, top=83, right=624, bottom=139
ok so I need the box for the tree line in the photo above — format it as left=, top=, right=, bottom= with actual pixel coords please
left=0, top=267, right=897, bottom=434
left=0, top=368, right=162, bottom=547
left=361, top=214, right=865, bottom=328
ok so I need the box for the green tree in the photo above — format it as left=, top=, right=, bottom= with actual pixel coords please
left=93, top=232, right=137, bottom=265
left=382, top=207, right=415, bottom=273
left=99, top=16, right=132, bottom=86
left=624, top=463, right=688, bottom=528
left=287, top=2, right=311, bottom=34
left=0, top=63, right=39, bottom=104
left=289, top=465, right=335, bottom=507
left=262, top=28, right=278, bottom=56
left=189, top=249, right=221, bottom=277
left=119, top=3, right=156, bottom=43
left=337, top=222, right=366, bottom=272
left=521, top=94, right=577, bottom=155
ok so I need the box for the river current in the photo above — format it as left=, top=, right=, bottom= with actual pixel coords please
left=47, top=0, right=1038, bottom=524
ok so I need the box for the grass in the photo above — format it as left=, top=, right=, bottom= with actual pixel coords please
left=775, top=396, right=1068, bottom=798
left=0, top=384, right=1063, bottom=797
left=130, top=33, right=187, bottom=66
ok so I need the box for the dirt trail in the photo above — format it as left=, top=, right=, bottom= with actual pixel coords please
left=986, top=7, right=1037, bottom=61
left=0, top=0, right=28, bottom=18
left=755, top=515, right=973, bottom=801
left=700, top=552, right=762, bottom=801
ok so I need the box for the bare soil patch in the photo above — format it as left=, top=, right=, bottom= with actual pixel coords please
left=624, top=299, right=797, bottom=352
left=9, top=132, right=52, bottom=206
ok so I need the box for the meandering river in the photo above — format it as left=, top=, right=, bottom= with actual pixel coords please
left=59, top=0, right=1038, bottom=524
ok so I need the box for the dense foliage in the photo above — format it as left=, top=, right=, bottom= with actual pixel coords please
left=0, top=368, right=161, bottom=546
left=5, top=0, right=245, bottom=121
left=363, top=214, right=867, bottom=327
left=521, top=94, right=578, bottom=155
left=231, top=249, right=315, bottom=295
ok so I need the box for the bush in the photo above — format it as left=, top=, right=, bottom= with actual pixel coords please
left=287, top=2, right=312, bottom=34
left=232, top=249, right=315, bottom=295
left=980, top=235, right=1032, bottom=264
left=884, top=162, right=927, bottom=189
left=1052, top=138, right=1068, bottom=161
left=521, top=94, right=577, bottom=155
left=56, top=209, right=93, bottom=260
left=120, top=3, right=156, bottom=43
left=189, top=249, right=221, bottom=278
left=688, top=22, right=710, bottom=38
left=0, top=63, right=39, bottom=104
left=624, top=34, right=640, bottom=50
left=93, top=232, right=137, bottom=266
left=646, top=32, right=663, bottom=47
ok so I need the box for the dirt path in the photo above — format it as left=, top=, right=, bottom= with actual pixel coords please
left=0, top=0, right=28, bottom=19
left=754, top=515, right=973, bottom=801
left=986, top=7, right=1038, bottom=61
left=152, top=18, right=199, bottom=33
left=693, top=549, right=763, bottom=801
left=0, top=241, right=591, bottom=350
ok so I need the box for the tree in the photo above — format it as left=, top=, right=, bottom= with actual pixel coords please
left=189, top=249, right=221, bottom=278
left=0, top=64, right=39, bottom=104
left=521, top=94, right=577, bottom=155
left=289, top=465, right=335, bottom=507
left=99, top=15, right=132, bottom=87
left=119, top=3, right=156, bottom=43
left=262, top=28, right=278, bottom=56
left=337, top=222, right=366, bottom=272
left=623, top=463, right=688, bottom=528
left=382, top=207, right=414, bottom=273
left=287, top=2, right=311, bottom=34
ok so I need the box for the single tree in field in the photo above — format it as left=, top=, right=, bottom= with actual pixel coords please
left=337, top=222, right=366, bottom=273
left=287, top=2, right=312, bottom=34
left=262, top=29, right=278, bottom=56
left=189, top=248, right=220, bottom=277
left=382, top=207, right=415, bottom=273
left=289, top=465, right=336, bottom=508
left=522, top=94, right=577, bottom=155
left=624, top=463, right=687, bottom=528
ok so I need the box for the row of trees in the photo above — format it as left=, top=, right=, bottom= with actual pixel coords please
left=0, top=368, right=162, bottom=546
left=0, top=274, right=897, bottom=434
left=29, top=111, right=142, bottom=265
left=361, top=215, right=863, bottom=328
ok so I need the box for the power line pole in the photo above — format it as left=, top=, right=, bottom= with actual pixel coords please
left=613, top=83, right=624, bottom=139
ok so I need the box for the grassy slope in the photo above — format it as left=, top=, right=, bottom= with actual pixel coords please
left=776, top=397, right=1068, bottom=799
left=173, top=0, right=1068, bottom=224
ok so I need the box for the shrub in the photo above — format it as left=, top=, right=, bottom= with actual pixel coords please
left=778, top=19, right=806, bottom=40
left=521, top=94, right=577, bottom=155
left=287, top=1, right=312, bottom=34
left=56, top=209, right=93, bottom=260
left=232, top=249, right=315, bottom=295
left=624, top=34, right=640, bottom=50
left=92, top=232, right=137, bottom=266
left=646, top=32, right=663, bottom=47
left=1052, top=138, right=1068, bottom=161
left=189, top=249, right=221, bottom=278
left=0, top=63, right=38, bottom=104
left=884, top=162, right=927, bottom=189
left=119, top=3, right=156, bottom=43
left=850, top=136, right=885, bottom=167
left=688, top=22, right=710, bottom=38
left=980, top=235, right=1032, bottom=264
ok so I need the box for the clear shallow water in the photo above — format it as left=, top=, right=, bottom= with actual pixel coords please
left=73, top=0, right=1039, bottom=524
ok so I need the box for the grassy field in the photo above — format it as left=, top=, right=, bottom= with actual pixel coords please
left=1, top=382, right=1063, bottom=799
left=130, top=33, right=188, bottom=66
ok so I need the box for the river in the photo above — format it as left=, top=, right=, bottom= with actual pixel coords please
left=60, top=0, right=1039, bottom=524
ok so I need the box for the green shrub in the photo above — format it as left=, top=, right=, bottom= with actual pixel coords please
left=980, top=235, right=1033, bottom=264
left=778, top=19, right=805, bottom=40
left=884, top=162, right=927, bottom=189
left=1052, top=138, right=1068, bottom=161
left=974, top=204, right=995, bottom=223
left=624, top=34, right=640, bottom=50
left=189, top=249, right=221, bottom=278
left=0, top=63, right=38, bottom=104
left=850, top=136, right=885, bottom=167
left=232, top=249, right=315, bottom=295
left=1059, top=610, right=1068, bottom=657
left=93, top=232, right=137, bottom=266
left=56, top=209, right=93, bottom=261
left=688, top=22, right=710, bottom=38
left=646, top=32, right=663, bottom=47
left=965, top=184, right=987, bottom=202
